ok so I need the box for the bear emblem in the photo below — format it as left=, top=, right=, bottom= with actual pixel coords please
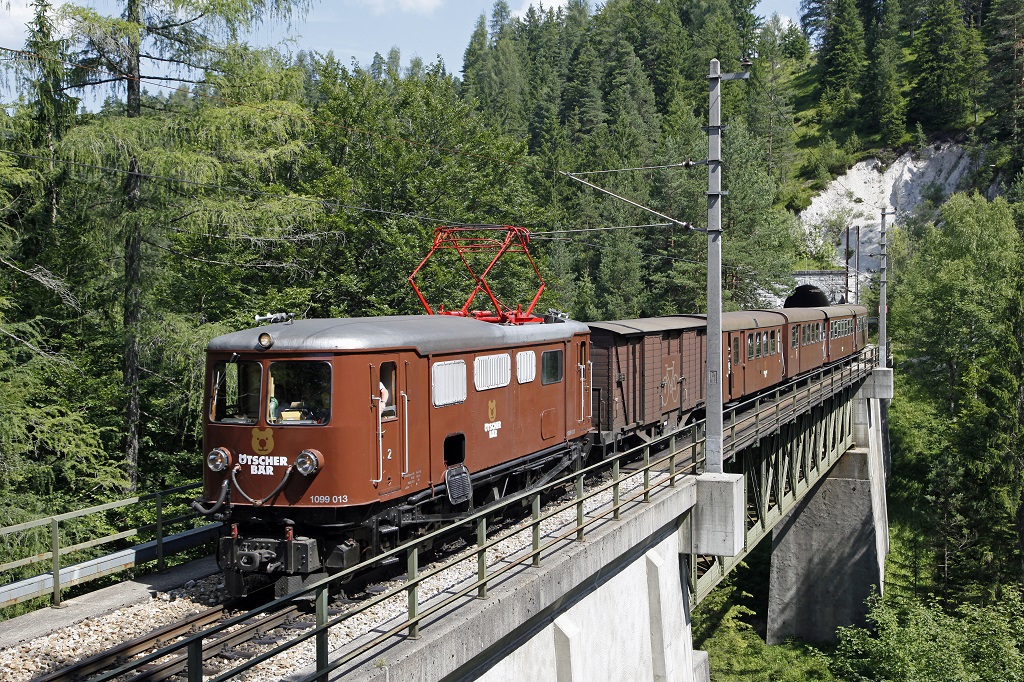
left=251, top=428, right=274, bottom=455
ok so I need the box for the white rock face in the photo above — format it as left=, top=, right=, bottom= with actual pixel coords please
left=797, top=143, right=970, bottom=303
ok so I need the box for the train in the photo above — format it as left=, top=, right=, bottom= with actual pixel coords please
left=193, top=289, right=868, bottom=597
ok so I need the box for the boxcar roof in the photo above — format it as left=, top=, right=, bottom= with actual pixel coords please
left=587, top=315, right=706, bottom=335
left=208, top=315, right=590, bottom=355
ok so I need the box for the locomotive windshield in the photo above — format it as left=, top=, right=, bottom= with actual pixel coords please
left=210, top=361, right=262, bottom=424
left=268, top=361, right=332, bottom=425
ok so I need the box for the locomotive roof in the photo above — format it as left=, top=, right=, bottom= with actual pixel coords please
left=208, top=315, right=591, bottom=355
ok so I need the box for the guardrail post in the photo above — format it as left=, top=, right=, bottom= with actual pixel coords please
left=669, top=433, right=677, bottom=487
left=643, top=445, right=651, bottom=502
left=532, top=494, right=541, bottom=567
left=407, top=546, right=420, bottom=639
left=755, top=398, right=761, bottom=438
left=729, top=407, right=736, bottom=454
left=613, top=458, right=621, bottom=521
left=316, top=583, right=330, bottom=678
left=51, top=517, right=62, bottom=608
left=477, top=518, right=487, bottom=599
left=188, top=637, right=203, bottom=682
left=156, top=492, right=165, bottom=571
left=576, top=474, right=585, bottom=541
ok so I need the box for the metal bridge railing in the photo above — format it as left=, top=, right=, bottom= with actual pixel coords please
left=86, top=347, right=880, bottom=682
left=0, top=482, right=216, bottom=608
left=89, top=418, right=705, bottom=682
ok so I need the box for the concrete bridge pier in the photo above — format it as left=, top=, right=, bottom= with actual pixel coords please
left=766, top=367, right=893, bottom=645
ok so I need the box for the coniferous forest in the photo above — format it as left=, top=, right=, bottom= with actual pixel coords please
left=4, top=0, right=1024, bottom=676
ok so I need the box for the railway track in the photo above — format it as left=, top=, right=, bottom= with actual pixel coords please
left=35, top=600, right=313, bottom=682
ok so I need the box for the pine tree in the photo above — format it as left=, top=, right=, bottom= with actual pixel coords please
left=986, top=0, right=1024, bottom=164
left=870, top=0, right=907, bottom=146
left=910, top=0, right=985, bottom=130
left=819, top=0, right=867, bottom=118
left=462, top=15, right=490, bottom=104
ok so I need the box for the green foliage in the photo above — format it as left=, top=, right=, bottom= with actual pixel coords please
left=694, top=573, right=835, bottom=681
left=890, top=192, right=1023, bottom=597
left=831, top=592, right=1024, bottom=681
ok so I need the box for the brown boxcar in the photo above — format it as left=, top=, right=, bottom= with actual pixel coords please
left=587, top=316, right=706, bottom=448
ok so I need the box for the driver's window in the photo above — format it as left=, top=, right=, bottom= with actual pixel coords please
left=380, top=362, right=397, bottom=420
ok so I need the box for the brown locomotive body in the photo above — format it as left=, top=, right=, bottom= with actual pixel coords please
left=197, top=304, right=867, bottom=596
left=202, top=315, right=591, bottom=595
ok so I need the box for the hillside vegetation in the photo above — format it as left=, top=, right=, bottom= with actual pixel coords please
left=3, top=0, right=1024, bottom=673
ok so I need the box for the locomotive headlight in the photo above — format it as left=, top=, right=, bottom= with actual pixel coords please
left=257, top=332, right=273, bottom=349
left=207, top=447, right=232, bottom=472
left=295, top=449, right=322, bottom=476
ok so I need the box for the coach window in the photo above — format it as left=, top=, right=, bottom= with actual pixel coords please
left=755, top=332, right=761, bottom=358
left=267, top=360, right=332, bottom=425
left=792, top=325, right=799, bottom=349
left=770, top=330, right=776, bottom=355
left=541, top=350, right=564, bottom=385
left=747, top=333, right=754, bottom=360
left=732, top=337, right=740, bottom=365
left=763, top=332, right=769, bottom=356
left=211, top=360, right=262, bottom=424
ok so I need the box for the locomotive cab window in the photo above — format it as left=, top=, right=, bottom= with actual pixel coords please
left=267, top=361, right=331, bottom=425
left=380, top=362, right=397, bottom=419
left=210, top=361, right=262, bottom=424
left=541, top=350, right=563, bottom=385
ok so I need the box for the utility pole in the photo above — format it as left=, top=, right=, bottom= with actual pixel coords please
left=845, top=225, right=850, bottom=303
left=879, top=210, right=895, bottom=367
left=855, top=224, right=861, bottom=304
left=706, top=58, right=748, bottom=474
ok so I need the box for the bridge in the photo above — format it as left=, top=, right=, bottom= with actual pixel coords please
left=0, top=348, right=892, bottom=682
left=318, top=349, right=892, bottom=681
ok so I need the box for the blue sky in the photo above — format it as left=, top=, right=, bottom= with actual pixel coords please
left=1, top=0, right=801, bottom=80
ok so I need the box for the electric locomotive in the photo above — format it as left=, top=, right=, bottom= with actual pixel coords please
left=196, top=314, right=591, bottom=597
